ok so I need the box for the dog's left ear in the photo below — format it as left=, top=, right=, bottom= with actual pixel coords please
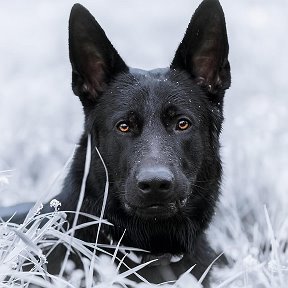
left=69, top=4, right=128, bottom=106
left=171, top=0, right=231, bottom=94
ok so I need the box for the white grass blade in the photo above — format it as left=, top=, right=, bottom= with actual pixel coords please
left=113, top=259, right=158, bottom=283
left=198, top=253, right=224, bottom=284
left=264, top=205, right=284, bottom=285
left=87, top=145, right=110, bottom=288
left=5, top=228, right=42, bottom=262
left=60, top=134, right=92, bottom=277
left=111, top=229, right=126, bottom=264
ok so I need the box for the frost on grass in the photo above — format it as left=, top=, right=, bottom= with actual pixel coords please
left=0, top=211, right=107, bottom=287
left=0, top=210, right=199, bottom=288
left=0, top=211, right=67, bottom=286
left=210, top=206, right=288, bottom=288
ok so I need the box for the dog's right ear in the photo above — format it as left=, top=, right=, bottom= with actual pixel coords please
left=69, top=4, right=128, bottom=106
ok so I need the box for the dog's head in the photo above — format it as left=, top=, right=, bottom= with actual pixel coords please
left=68, top=0, right=230, bottom=250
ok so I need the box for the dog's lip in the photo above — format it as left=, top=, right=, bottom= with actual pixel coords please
left=124, top=198, right=187, bottom=218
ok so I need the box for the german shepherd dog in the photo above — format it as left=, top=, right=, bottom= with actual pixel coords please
left=1, top=0, right=231, bottom=286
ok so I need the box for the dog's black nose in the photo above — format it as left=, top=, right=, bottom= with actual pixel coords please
left=136, top=167, right=174, bottom=195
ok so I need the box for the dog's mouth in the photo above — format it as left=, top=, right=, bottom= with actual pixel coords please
left=124, top=198, right=187, bottom=219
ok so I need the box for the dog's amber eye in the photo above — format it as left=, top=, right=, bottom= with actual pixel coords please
left=117, top=122, right=130, bottom=133
left=177, top=119, right=190, bottom=131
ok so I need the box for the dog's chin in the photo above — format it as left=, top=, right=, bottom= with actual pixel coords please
left=123, top=198, right=187, bottom=219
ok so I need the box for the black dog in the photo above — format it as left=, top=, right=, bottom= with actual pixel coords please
left=1, top=0, right=230, bottom=286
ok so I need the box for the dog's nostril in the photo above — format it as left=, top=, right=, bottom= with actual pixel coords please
left=138, top=182, right=150, bottom=191
left=138, top=180, right=171, bottom=192
left=159, top=181, right=171, bottom=191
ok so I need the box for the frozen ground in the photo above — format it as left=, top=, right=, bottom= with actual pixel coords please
left=0, top=0, right=287, bottom=287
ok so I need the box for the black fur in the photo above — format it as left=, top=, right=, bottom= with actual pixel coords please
left=57, top=0, right=231, bottom=285
left=1, top=0, right=231, bottom=286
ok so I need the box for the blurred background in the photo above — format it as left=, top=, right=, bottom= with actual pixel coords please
left=0, top=0, right=287, bottom=284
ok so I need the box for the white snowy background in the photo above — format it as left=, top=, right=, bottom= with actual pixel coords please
left=0, top=0, right=287, bottom=286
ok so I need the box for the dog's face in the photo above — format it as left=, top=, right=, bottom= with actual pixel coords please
left=68, top=0, right=230, bottom=238
left=90, top=69, right=217, bottom=219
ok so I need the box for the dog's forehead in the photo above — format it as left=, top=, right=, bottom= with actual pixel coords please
left=97, top=67, right=206, bottom=119
left=126, top=67, right=204, bottom=104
